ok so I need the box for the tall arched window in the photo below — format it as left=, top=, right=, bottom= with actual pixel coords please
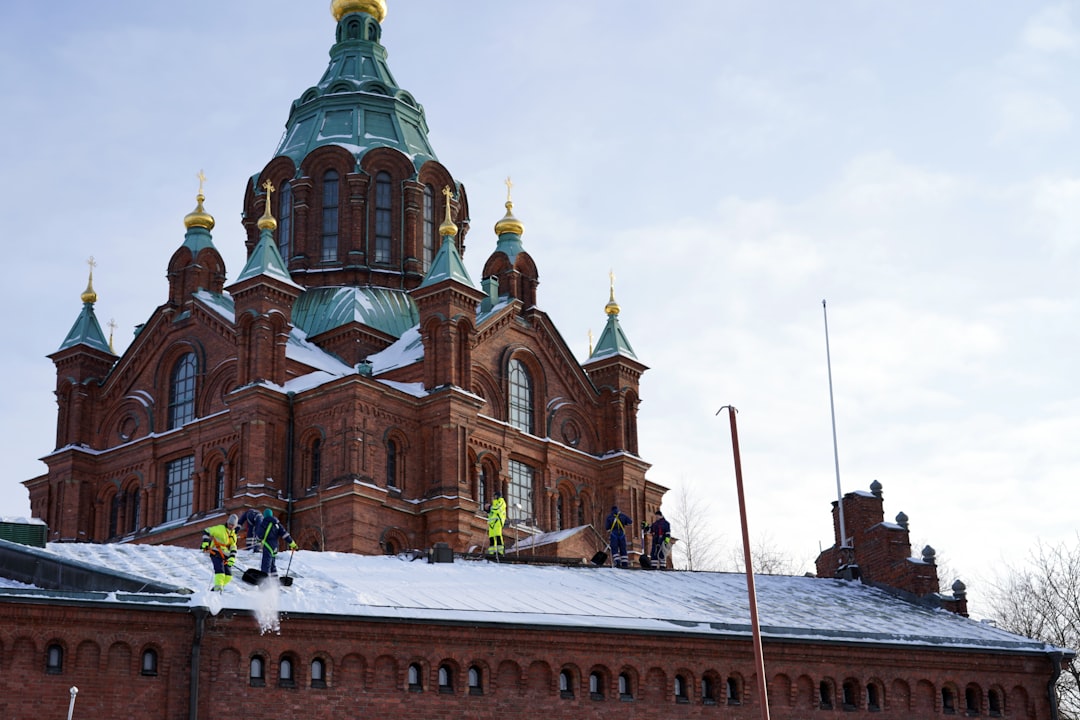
left=311, top=658, right=327, bottom=688
left=555, top=494, right=564, bottom=531
left=214, top=462, right=225, bottom=509
left=468, top=666, right=483, bottom=696
left=476, top=464, right=487, bottom=505
left=141, top=648, right=158, bottom=676
left=386, top=438, right=399, bottom=488
left=46, top=643, right=63, bottom=674
left=508, top=359, right=533, bottom=433
left=310, top=438, right=322, bottom=489
left=374, top=171, right=392, bottom=263
left=249, top=656, right=265, bottom=686
left=508, top=460, right=534, bottom=524
left=168, top=353, right=197, bottom=429
left=321, top=171, right=339, bottom=262
left=423, top=184, right=436, bottom=271
left=164, top=456, right=195, bottom=522
left=278, top=180, right=293, bottom=261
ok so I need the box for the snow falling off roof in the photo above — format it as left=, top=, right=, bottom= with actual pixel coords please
left=1, top=541, right=1058, bottom=655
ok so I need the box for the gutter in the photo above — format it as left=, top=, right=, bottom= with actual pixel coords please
left=189, top=606, right=208, bottom=720
left=1047, top=650, right=1064, bottom=720
left=286, top=391, right=295, bottom=527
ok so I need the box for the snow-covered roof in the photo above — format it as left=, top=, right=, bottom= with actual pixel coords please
left=0, top=539, right=1061, bottom=656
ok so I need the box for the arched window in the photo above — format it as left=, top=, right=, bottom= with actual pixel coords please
left=942, top=686, right=956, bottom=714
left=408, top=662, right=423, bottom=691
left=965, top=686, right=981, bottom=715
left=468, top=666, right=483, bottom=696
left=508, top=359, right=534, bottom=433
left=702, top=674, right=717, bottom=705
left=164, top=455, right=195, bottom=522
left=168, top=353, right=197, bottom=429
left=618, top=672, right=633, bottom=701
left=867, top=682, right=882, bottom=711
left=559, top=669, right=575, bottom=698
left=112, top=486, right=140, bottom=537
left=476, top=464, right=487, bottom=505
left=310, top=438, right=322, bottom=489
left=988, top=688, right=1002, bottom=716
left=555, top=494, right=564, bottom=531
left=674, top=674, right=689, bottom=704
left=508, top=460, right=534, bottom=524
left=726, top=676, right=741, bottom=705
left=386, top=438, right=399, bottom=488
left=438, top=664, right=453, bottom=694
left=46, top=643, right=63, bottom=674
left=842, top=680, right=858, bottom=710
left=589, top=671, right=604, bottom=700
left=819, top=680, right=834, bottom=709
left=423, top=184, right=436, bottom=271
left=279, top=657, right=295, bottom=687
left=311, top=658, right=327, bottom=689
left=278, top=180, right=293, bottom=261
left=374, top=171, right=392, bottom=263
left=321, top=170, right=339, bottom=262
left=214, top=462, right=225, bottom=509
left=140, top=648, right=158, bottom=676
left=250, top=656, right=265, bottom=686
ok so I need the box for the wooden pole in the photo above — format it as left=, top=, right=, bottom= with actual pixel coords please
left=719, top=405, right=771, bottom=719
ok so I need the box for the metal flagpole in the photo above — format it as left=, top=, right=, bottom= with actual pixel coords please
left=822, top=299, right=849, bottom=550
left=717, top=405, right=770, bottom=719
left=66, top=686, right=78, bottom=720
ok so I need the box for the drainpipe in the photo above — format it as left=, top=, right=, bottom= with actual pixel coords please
left=189, top=606, right=208, bottom=720
left=1047, top=651, right=1063, bottom=720
left=286, top=391, right=295, bottom=527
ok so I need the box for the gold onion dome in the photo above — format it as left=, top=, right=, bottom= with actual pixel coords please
left=81, top=271, right=97, bottom=305
left=605, top=272, right=620, bottom=316
left=183, top=191, right=215, bottom=230
left=494, top=200, right=524, bottom=236
left=331, top=0, right=387, bottom=23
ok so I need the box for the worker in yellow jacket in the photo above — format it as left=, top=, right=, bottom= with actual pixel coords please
left=487, top=492, right=507, bottom=556
left=201, top=514, right=239, bottom=591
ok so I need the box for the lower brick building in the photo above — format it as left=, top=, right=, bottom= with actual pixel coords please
left=0, top=534, right=1070, bottom=720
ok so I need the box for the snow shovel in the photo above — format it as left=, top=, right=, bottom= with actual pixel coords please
left=591, top=546, right=609, bottom=566
left=242, top=567, right=269, bottom=585
left=279, top=550, right=295, bottom=587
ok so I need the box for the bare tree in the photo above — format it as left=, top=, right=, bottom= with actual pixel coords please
left=727, top=531, right=813, bottom=576
left=985, top=537, right=1080, bottom=720
left=666, top=482, right=723, bottom=571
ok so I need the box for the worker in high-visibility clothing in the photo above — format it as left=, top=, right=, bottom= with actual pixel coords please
left=487, top=491, right=507, bottom=556
left=201, top=514, right=239, bottom=591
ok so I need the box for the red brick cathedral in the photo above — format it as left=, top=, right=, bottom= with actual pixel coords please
left=25, top=0, right=663, bottom=557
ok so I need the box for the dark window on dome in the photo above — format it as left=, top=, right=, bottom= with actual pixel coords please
left=278, top=180, right=293, bottom=261
left=168, top=353, right=197, bottom=429
left=423, top=184, right=436, bottom=271
left=321, top=171, right=339, bottom=262
left=375, top=171, right=392, bottom=263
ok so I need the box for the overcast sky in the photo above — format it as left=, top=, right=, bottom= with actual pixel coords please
left=2, top=1, right=1078, bottom=614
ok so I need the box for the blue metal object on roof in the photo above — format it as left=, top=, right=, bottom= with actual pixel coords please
left=274, top=9, right=436, bottom=172
left=58, top=301, right=112, bottom=354
left=291, top=286, right=419, bottom=339
left=419, top=235, right=475, bottom=289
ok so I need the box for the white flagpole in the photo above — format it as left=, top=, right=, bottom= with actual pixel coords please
left=822, top=299, right=849, bottom=549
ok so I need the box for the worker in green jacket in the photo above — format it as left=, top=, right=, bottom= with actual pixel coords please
left=201, top=514, right=239, bottom=591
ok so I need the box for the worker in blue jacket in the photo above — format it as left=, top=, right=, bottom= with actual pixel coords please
left=605, top=505, right=632, bottom=568
left=255, top=508, right=297, bottom=575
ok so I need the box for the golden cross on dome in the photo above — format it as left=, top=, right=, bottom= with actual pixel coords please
left=197, top=170, right=206, bottom=195
left=442, top=184, right=454, bottom=214
left=263, top=179, right=275, bottom=197
left=87, top=256, right=97, bottom=273
left=505, top=176, right=513, bottom=202
left=609, top=269, right=616, bottom=296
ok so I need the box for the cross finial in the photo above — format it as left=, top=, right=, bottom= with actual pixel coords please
left=197, top=170, right=206, bottom=195
left=588, top=328, right=594, bottom=355
left=262, top=179, right=275, bottom=197
left=87, top=256, right=97, bottom=273
left=439, top=185, right=459, bottom=237
left=505, top=176, right=513, bottom=203
left=609, top=269, right=616, bottom=298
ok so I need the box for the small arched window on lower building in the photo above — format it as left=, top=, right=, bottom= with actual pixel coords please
left=866, top=681, right=882, bottom=712
left=141, top=648, right=158, bottom=676
left=589, top=671, right=605, bottom=700
left=408, top=662, right=423, bottom=692
left=674, top=674, right=690, bottom=704
left=988, top=688, right=1003, bottom=717
left=942, top=686, right=957, bottom=714
left=468, top=666, right=483, bottom=696
left=386, top=438, right=400, bottom=489
left=842, top=679, right=859, bottom=710
left=438, top=664, right=454, bottom=694
left=701, top=674, right=718, bottom=705
left=311, top=658, right=327, bottom=689
left=249, top=656, right=266, bottom=687
left=559, top=669, right=575, bottom=699
left=618, top=672, right=633, bottom=701
left=726, top=676, right=741, bottom=705
left=819, top=680, right=835, bottom=710
left=279, top=656, right=295, bottom=687
left=965, top=685, right=982, bottom=716
left=46, top=643, right=63, bottom=674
